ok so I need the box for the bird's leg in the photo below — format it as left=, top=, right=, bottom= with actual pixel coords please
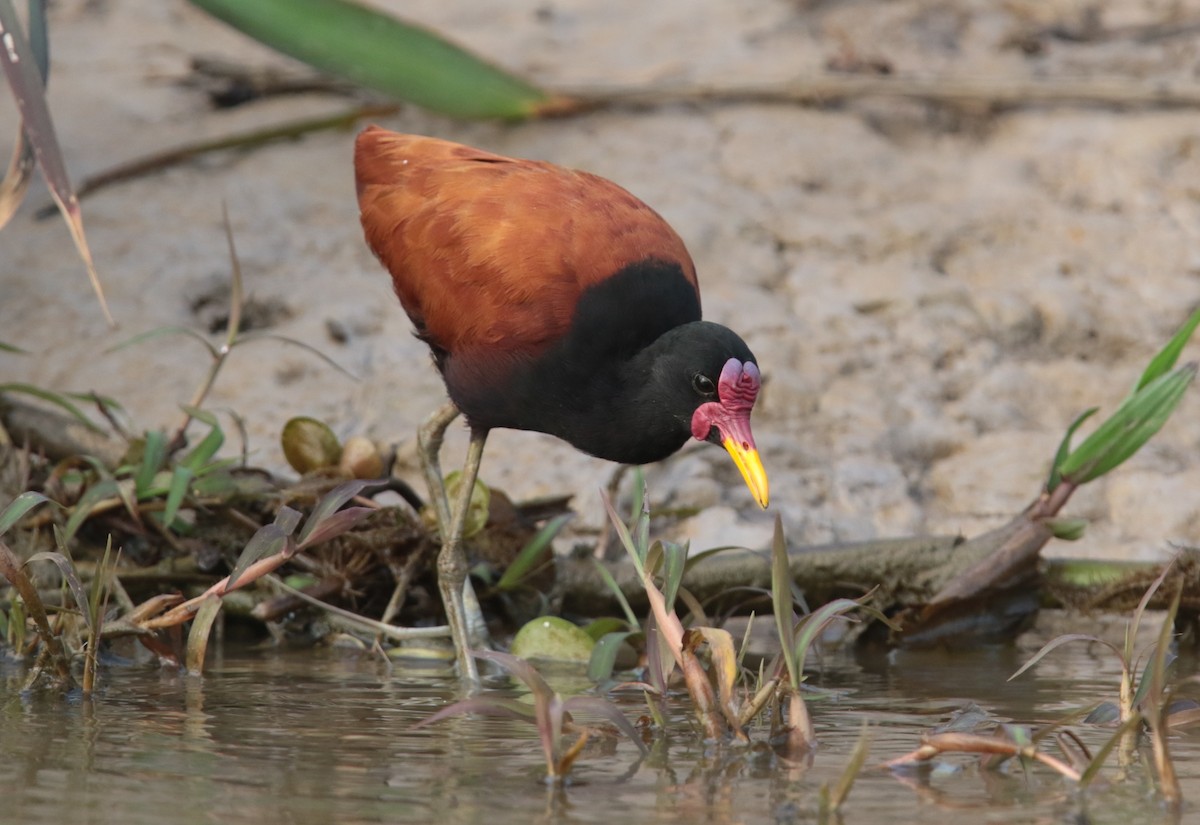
left=437, top=427, right=489, bottom=683
left=417, top=403, right=489, bottom=683
left=417, top=402, right=460, bottom=534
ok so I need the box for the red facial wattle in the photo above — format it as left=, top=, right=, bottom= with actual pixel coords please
left=691, top=359, right=768, bottom=508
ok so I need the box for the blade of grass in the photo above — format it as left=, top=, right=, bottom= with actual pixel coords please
left=592, top=559, right=640, bottom=629
left=63, top=478, right=120, bottom=545
left=655, top=541, right=687, bottom=613
left=160, top=465, right=192, bottom=530
left=1046, top=408, right=1097, bottom=493
left=1146, top=582, right=1183, bottom=810
left=770, top=515, right=798, bottom=685
left=496, top=513, right=570, bottom=591
left=0, top=539, right=73, bottom=685
left=186, top=0, right=563, bottom=119
left=226, top=521, right=291, bottom=592
left=823, top=721, right=871, bottom=813
left=1078, top=712, right=1144, bottom=787
left=296, top=479, right=374, bottom=546
left=106, top=325, right=220, bottom=359
left=587, top=630, right=635, bottom=682
left=0, top=382, right=105, bottom=433
left=179, top=406, right=225, bottom=471
left=1009, top=634, right=1122, bottom=681
left=1134, top=305, right=1200, bottom=393
left=601, top=491, right=642, bottom=577
left=0, top=0, right=46, bottom=227
left=297, top=506, right=373, bottom=549
left=414, top=697, right=537, bottom=727
left=561, top=695, right=648, bottom=755
left=82, top=537, right=115, bottom=695
left=0, top=491, right=55, bottom=535
left=26, top=549, right=92, bottom=629
left=185, top=594, right=223, bottom=674
left=235, top=332, right=357, bottom=380
left=793, top=597, right=893, bottom=676
left=220, top=204, right=243, bottom=351
left=134, top=430, right=169, bottom=498
left=0, top=0, right=112, bottom=324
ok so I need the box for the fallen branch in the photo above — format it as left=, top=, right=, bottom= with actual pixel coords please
left=560, top=73, right=1200, bottom=115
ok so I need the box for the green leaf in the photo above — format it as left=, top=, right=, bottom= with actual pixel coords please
left=792, top=596, right=894, bottom=678
left=631, top=473, right=649, bottom=556
left=1079, top=712, right=1143, bottom=787
left=601, top=491, right=642, bottom=577
left=587, top=630, right=635, bottom=682
left=186, top=0, right=561, bottom=120
left=135, top=431, right=169, bottom=498
left=161, top=465, right=192, bottom=530
left=106, top=325, right=219, bottom=359
left=1134, top=305, right=1200, bottom=393
left=583, top=616, right=628, bottom=641
left=0, top=341, right=27, bottom=354
left=657, top=540, right=687, bottom=615
left=1046, top=407, right=1098, bottom=492
left=295, top=506, right=373, bottom=550
left=496, top=513, right=570, bottom=591
left=1058, top=366, right=1196, bottom=485
left=227, top=520, right=291, bottom=591
left=63, top=478, right=120, bottom=545
left=591, top=558, right=639, bottom=630
left=0, top=491, right=55, bottom=535
left=296, top=479, right=374, bottom=546
left=0, top=382, right=104, bottom=433
left=1045, top=518, right=1088, bottom=541
left=180, top=408, right=226, bottom=472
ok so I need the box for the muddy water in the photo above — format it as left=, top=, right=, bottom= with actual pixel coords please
left=1, top=641, right=1196, bottom=825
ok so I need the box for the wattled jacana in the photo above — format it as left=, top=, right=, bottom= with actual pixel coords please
left=354, top=127, right=768, bottom=680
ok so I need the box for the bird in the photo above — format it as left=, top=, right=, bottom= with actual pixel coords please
left=354, top=127, right=768, bottom=680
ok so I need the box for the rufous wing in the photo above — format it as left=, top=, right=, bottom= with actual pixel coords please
left=354, top=127, right=698, bottom=358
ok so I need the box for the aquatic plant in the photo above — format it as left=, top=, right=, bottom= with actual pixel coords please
left=416, top=649, right=646, bottom=783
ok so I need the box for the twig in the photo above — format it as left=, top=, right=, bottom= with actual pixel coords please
left=264, top=574, right=450, bottom=641
left=558, top=73, right=1200, bottom=115
left=0, top=393, right=126, bottom=467
left=885, top=732, right=1082, bottom=781
left=36, top=102, right=400, bottom=216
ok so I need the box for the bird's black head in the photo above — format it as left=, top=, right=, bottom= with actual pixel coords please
left=647, top=322, right=768, bottom=507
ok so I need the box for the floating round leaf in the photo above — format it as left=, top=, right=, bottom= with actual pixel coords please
left=511, top=616, right=595, bottom=664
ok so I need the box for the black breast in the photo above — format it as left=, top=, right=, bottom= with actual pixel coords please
left=446, top=258, right=702, bottom=460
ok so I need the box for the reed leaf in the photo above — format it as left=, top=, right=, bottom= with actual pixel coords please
left=187, top=0, right=563, bottom=119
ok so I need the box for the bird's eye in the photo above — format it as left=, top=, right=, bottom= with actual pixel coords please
left=692, top=373, right=716, bottom=396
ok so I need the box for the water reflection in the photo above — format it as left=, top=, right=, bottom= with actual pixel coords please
left=1, top=638, right=1196, bottom=825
